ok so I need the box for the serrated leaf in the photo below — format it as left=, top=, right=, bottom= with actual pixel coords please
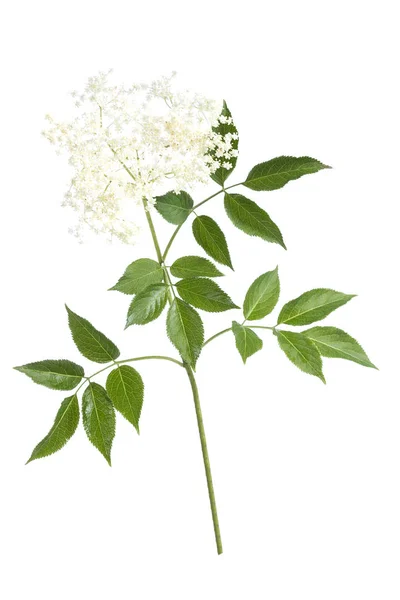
left=232, top=321, right=263, bottom=363
left=278, top=289, right=356, bottom=326
left=82, top=383, right=115, bottom=465
left=66, top=306, right=120, bottom=364
left=166, top=299, right=204, bottom=368
left=125, top=283, right=168, bottom=327
left=14, top=359, right=84, bottom=391
left=106, top=366, right=144, bottom=432
left=209, top=100, right=239, bottom=186
left=275, top=330, right=325, bottom=383
left=243, top=156, right=330, bottom=191
left=192, top=215, right=233, bottom=269
left=109, top=258, right=163, bottom=295
left=224, top=193, right=286, bottom=249
left=170, top=256, right=223, bottom=279
left=243, top=267, right=280, bottom=321
left=26, top=395, right=79, bottom=463
left=176, top=278, right=239, bottom=313
left=303, top=326, right=377, bottom=369
left=155, top=191, right=194, bottom=225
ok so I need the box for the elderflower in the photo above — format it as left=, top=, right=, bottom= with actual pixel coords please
left=43, top=71, right=239, bottom=243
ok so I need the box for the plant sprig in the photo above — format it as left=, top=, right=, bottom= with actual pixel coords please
left=15, top=93, right=376, bottom=556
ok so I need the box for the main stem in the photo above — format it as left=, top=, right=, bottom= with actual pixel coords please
left=183, top=362, right=223, bottom=554
left=142, top=198, right=223, bottom=554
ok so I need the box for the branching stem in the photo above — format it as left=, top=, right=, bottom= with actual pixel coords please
left=139, top=193, right=224, bottom=555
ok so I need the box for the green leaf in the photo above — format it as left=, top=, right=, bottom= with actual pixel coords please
left=275, top=330, right=325, bottom=383
left=278, top=289, right=356, bottom=326
left=209, top=100, right=239, bottom=186
left=155, top=191, right=194, bottom=225
left=82, top=383, right=115, bottom=465
left=243, top=267, right=280, bottom=321
left=176, top=278, right=239, bottom=313
left=26, top=395, right=79, bottom=463
left=192, top=215, right=233, bottom=269
left=224, top=193, right=286, bottom=249
left=231, top=321, right=263, bottom=363
left=166, top=299, right=204, bottom=368
left=170, top=256, right=223, bottom=279
left=303, top=326, right=377, bottom=369
left=66, top=306, right=120, bottom=364
left=125, top=284, right=168, bottom=327
left=243, top=156, right=331, bottom=191
left=106, top=366, right=144, bottom=433
left=109, top=258, right=163, bottom=295
left=14, top=359, right=84, bottom=391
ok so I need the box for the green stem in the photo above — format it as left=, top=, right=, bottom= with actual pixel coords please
left=141, top=197, right=224, bottom=555
left=75, top=355, right=183, bottom=395
left=117, top=355, right=184, bottom=367
left=142, top=199, right=164, bottom=263
left=203, top=327, right=232, bottom=347
left=92, top=356, right=183, bottom=380
left=203, top=325, right=276, bottom=348
left=184, top=362, right=223, bottom=554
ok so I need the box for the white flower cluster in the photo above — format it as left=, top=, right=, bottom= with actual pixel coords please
left=43, top=71, right=239, bottom=243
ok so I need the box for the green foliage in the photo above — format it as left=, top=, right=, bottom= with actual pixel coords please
left=224, top=193, right=286, bottom=249
left=26, top=395, right=79, bottom=463
left=243, top=156, right=330, bottom=191
left=66, top=306, right=120, bottom=364
left=176, top=278, right=239, bottom=313
left=106, top=366, right=144, bottom=433
left=14, top=359, right=84, bottom=391
left=126, top=284, right=169, bottom=327
left=231, top=321, right=263, bottom=363
left=110, top=258, right=163, bottom=295
left=82, top=383, right=115, bottom=465
left=170, top=256, right=223, bottom=279
left=209, top=101, right=239, bottom=186
left=16, top=81, right=375, bottom=561
left=243, top=267, right=280, bottom=321
left=192, top=215, right=233, bottom=269
left=278, top=289, right=355, bottom=326
left=303, top=326, right=377, bottom=369
left=155, top=191, right=194, bottom=225
left=275, top=330, right=325, bottom=383
left=167, top=298, right=204, bottom=368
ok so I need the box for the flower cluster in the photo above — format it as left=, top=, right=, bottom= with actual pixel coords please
left=43, top=71, right=239, bottom=243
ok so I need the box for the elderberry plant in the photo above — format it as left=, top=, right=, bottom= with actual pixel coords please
left=15, top=72, right=376, bottom=555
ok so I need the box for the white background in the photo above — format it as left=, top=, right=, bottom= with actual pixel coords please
left=1, top=1, right=399, bottom=598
